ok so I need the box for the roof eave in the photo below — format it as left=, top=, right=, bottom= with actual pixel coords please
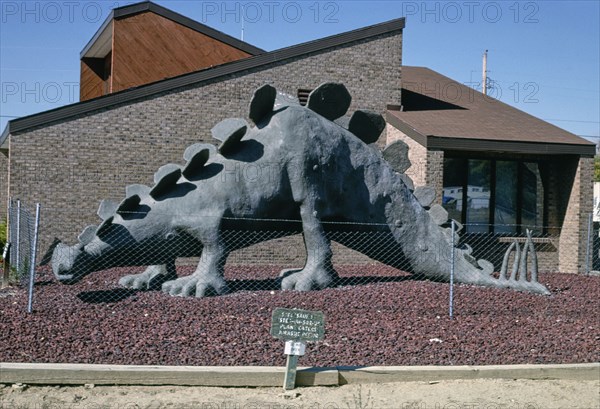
left=80, top=10, right=116, bottom=59
left=80, top=1, right=265, bottom=59
left=0, top=124, right=10, bottom=150
left=386, top=110, right=428, bottom=147
left=428, top=135, right=596, bottom=156
left=142, top=1, right=265, bottom=55
left=388, top=111, right=595, bottom=157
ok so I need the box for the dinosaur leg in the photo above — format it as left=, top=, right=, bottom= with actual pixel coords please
left=162, top=238, right=229, bottom=298
left=281, top=202, right=338, bottom=291
left=118, top=262, right=177, bottom=290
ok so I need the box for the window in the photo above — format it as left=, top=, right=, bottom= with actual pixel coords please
left=466, top=159, right=491, bottom=233
left=442, top=157, right=545, bottom=234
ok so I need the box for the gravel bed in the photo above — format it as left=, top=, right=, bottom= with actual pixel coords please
left=0, top=266, right=598, bottom=367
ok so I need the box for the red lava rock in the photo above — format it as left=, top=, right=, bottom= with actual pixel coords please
left=0, top=266, right=599, bottom=366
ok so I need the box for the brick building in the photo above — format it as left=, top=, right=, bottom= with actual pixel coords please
left=0, top=1, right=594, bottom=273
left=387, top=67, right=595, bottom=273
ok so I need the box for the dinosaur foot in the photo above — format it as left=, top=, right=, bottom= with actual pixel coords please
left=119, top=265, right=176, bottom=290
left=280, top=267, right=338, bottom=291
left=162, top=274, right=229, bottom=298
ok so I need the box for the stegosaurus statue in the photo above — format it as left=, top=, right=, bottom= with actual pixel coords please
left=51, top=83, right=550, bottom=296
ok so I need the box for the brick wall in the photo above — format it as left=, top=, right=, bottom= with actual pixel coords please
left=558, top=156, right=594, bottom=273
left=385, top=125, right=427, bottom=186
left=426, top=150, right=444, bottom=205
left=385, top=125, right=444, bottom=205
left=9, top=30, right=402, bottom=257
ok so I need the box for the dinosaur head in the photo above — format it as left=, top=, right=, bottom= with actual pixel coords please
left=51, top=204, right=197, bottom=284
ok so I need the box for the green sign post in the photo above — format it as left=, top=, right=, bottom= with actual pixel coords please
left=271, top=308, right=325, bottom=390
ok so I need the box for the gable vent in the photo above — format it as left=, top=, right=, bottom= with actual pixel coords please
left=297, top=88, right=312, bottom=106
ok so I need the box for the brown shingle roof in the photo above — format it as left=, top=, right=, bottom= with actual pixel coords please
left=388, top=66, right=595, bottom=155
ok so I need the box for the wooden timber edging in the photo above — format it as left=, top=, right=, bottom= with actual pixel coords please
left=1, top=363, right=598, bottom=387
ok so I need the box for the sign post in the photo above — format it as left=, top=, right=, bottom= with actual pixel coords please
left=271, top=308, right=325, bottom=390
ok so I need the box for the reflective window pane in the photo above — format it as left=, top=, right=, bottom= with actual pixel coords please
left=442, top=158, right=465, bottom=222
left=522, top=162, right=544, bottom=234
left=466, top=159, right=490, bottom=233
left=494, top=161, right=518, bottom=233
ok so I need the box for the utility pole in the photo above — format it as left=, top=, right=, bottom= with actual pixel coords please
left=241, top=4, right=245, bottom=41
left=482, top=50, right=488, bottom=95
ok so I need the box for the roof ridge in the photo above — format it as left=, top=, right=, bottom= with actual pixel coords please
left=80, top=0, right=264, bottom=59
left=2, top=16, right=405, bottom=139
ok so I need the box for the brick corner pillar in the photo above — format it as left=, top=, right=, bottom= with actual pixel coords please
left=558, top=156, right=594, bottom=274
left=425, top=150, right=444, bottom=206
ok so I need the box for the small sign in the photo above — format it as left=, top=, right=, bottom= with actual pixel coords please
left=284, top=340, right=306, bottom=356
left=271, top=308, right=325, bottom=341
left=271, top=308, right=325, bottom=390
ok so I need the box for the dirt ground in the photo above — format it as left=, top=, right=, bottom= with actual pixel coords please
left=1, top=379, right=599, bottom=409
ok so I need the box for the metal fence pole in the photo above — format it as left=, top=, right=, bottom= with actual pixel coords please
left=449, top=220, right=455, bottom=319
left=585, top=212, right=593, bottom=275
left=15, top=199, right=21, bottom=277
left=27, top=204, right=41, bottom=313
left=2, top=199, right=11, bottom=287
left=7, top=198, right=12, bottom=251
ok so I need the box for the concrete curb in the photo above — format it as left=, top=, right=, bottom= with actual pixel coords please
left=1, top=362, right=598, bottom=387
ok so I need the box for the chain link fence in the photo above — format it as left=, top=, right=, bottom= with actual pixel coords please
left=2, top=199, right=41, bottom=312
left=5, top=204, right=599, bottom=309
left=1, top=201, right=599, bottom=367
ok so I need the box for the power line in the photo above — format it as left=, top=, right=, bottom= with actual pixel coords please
left=544, top=118, right=600, bottom=124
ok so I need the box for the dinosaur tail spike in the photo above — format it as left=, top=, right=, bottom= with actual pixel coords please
left=182, top=147, right=211, bottom=180
left=96, top=216, right=114, bottom=238
left=248, top=84, right=276, bottom=124
left=347, top=109, right=386, bottom=144
left=500, top=241, right=517, bottom=280
left=428, top=204, right=449, bottom=226
left=510, top=242, right=521, bottom=281
left=215, top=119, right=248, bottom=155
left=116, top=195, right=141, bottom=215
left=154, top=164, right=181, bottom=184
left=527, top=230, right=538, bottom=282
left=211, top=118, right=248, bottom=143
left=97, top=199, right=118, bottom=221
left=78, top=225, right=98, bottom=245
left=306, top=82, right=351, bottom=121
left=150, top=169, right=181, bottom=200
left=413, top=186, right=436, bottom=208
left=183, top=143, right=216, bottom=162
left=382, top=140, right=411, bottom=174
left=125, top=184, right=151, bottom=198
left=484, top=236, right=549, bottom=295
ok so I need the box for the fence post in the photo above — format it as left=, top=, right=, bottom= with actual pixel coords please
left=2, top=199, right=11, bottom=287
left=585, top=212, right=593, bottom=275
left=27, top=204, right=41, bottom=313
left=15, top=199, right=21, bottom=278
left=449, top=220, right=455, bottom=319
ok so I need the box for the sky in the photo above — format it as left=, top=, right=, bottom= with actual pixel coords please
left=1, top=0, right=599, bottom=145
